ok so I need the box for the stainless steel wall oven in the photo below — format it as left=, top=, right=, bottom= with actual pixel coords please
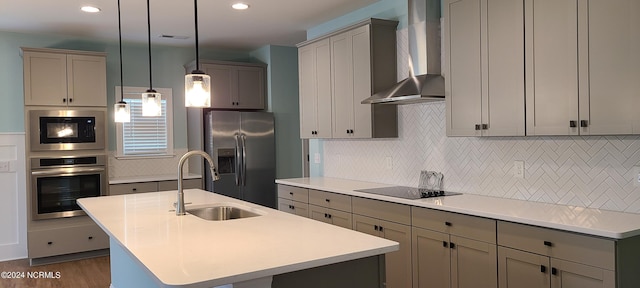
left=29, top=110, right=105, bottom=151
left=30, top=155, right=106, bottom=220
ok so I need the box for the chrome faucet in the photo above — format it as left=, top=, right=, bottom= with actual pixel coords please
left=176, top=150, right=220, bottom=216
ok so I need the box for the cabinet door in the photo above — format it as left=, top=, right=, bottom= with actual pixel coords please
left=331, top=31, right=354, bottom=138
left=380, top=219, right=412, bottom=288
left=498, top=246, right=550, bottom=288
left=352, top=214, right=381, bottom=237
left=525, top=0, right=579, bottom=135
left=578, top=0, right=640, bottom=135
left=67, top=54, right=107, bottom=107
left=445, top=0, right=483, bottom=136
left=412, top=227, right=451, bottom=288
left=310, top=205, right=352, bottom=229
left=23, top=52, right=68, bottom=106
left=484, top=0, right=524, bottom=136
left=236, top=66, right=265, bottom=110
left=351, top=25, right=373, bottom=139
left=206, top=65, right=234, bottom=109
left=450, top=236, right=497, bottom=288
left=550, top=258, right=615, bottom=288
left=299, top=39, right=332, bottom=138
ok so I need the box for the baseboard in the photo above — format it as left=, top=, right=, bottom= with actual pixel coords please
left=29, top=248, right=109, bottom=266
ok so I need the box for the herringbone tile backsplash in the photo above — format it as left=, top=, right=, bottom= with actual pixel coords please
left=322, top=28, right=640, bottom=213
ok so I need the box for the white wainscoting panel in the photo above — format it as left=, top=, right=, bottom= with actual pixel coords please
left=0, top=133, right=27, bottom=261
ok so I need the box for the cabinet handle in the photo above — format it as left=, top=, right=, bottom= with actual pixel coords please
left=482, top=124, right=488, bottom=130
left=132, top=188, right=137, bottom=191
left=442, top=241, right=448, bottom=248
left=580, top=120, right=588, bottom=127
left=541, top=265, right=547, bottom=273
left=551, top=267, right=558, bottom=275
left=69, top=98, right=73, bottom=103
left=289, top=192, right=293, bottom=195
left=570, top=120, right=577, bottom=128
left=374, top=225, right=378, bottom=231
left=445, top=221, right=452, bottom=227
left=379, top=226, right=383, bottom=232
left=325, top=199, right=330, bottom=203
left=449, top=242, right=455, bottom=249
left=289, top=205, right=294, bottom=210
left=543, top=241, right=553, bottom=247
left=63, top=98, right=66, bottom=103
left=475, top=124, right=481, bottom=130
left=88, top=236, right=93, bottom=240
left=327, top=214, right=332, bottom=219
left=47, top=241, right=53, bottom=245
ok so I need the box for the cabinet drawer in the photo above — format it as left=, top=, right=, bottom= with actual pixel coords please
left=109, top=182, right=157, bottom=195
left=277, top=184, right=309, bottom=203
left=352, top=197, right=410, bottom=225
left=157, top=179, right=202, bottom=191
left=28, top=223, right=109, bottom=258
left=412, top=207, right=496, bottom=244
left=309, top=205, right=353, bottom=229
left=497, top=221, right=615, bottom=270
left=308, top=189, right=352, bottom=212
left=278, top=198, right=309, bottom=218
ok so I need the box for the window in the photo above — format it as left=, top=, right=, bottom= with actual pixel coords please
left=115, top=86, right=173, bottom=158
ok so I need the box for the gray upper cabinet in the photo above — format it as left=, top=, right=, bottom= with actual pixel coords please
left=298, top=18, right=399, bottom=139
left=526, top=0, right=640, bottom=136
left=186, top=60, right=266, bottom=110
left=23, top=47, right=107, bottom=107
left=445, top=0, right=525, bottom=137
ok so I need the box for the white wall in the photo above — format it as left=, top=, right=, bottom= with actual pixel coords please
left=321, top=29, right=640, bottom=214
left=0, top=133, right=27, bottom=261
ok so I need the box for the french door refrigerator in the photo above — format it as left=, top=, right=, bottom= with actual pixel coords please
left=204, top=111, right=276, bottom=208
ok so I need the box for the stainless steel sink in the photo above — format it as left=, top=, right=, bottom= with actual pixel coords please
left=187, top=205, right=260, bottom=221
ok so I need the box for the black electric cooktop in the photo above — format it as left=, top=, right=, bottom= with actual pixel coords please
left=355, top=186, right=462, bottom=200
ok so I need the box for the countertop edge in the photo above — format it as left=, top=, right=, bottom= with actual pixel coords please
left=276, top=178, right=640, bottom=239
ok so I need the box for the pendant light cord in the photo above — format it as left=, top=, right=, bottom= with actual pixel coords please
left=194, top=0, right=200, bottom=71
left=146, top=0, right=153, bottom=90
left=117, top=0, right=124, bottom=102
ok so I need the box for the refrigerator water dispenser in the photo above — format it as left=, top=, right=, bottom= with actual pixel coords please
left=217, top=148, right=235, bottom=174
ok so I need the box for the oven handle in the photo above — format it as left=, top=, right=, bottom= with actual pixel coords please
left=31, top=166, right=106, bottom=176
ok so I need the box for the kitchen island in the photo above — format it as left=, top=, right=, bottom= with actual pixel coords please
left=77, top=189, right=398, bottom=288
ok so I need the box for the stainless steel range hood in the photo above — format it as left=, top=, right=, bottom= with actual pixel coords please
left=362, top=0, right=444, bottom=105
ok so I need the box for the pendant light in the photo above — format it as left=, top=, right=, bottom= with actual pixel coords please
left=141, top=0, right=162, bottom=116
left=184, top=0, right=211, bottom=108
left=114, top=0, right=130, bottom=123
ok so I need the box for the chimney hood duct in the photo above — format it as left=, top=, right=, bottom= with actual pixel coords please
left=362, top=0, right=444, bottom=104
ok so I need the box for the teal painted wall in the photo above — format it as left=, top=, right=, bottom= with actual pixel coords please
left=306, top=0, right=407, bottom=177
left=251, top=45, right=302, bottom=179
left=0, top=30, right=250, bottom=149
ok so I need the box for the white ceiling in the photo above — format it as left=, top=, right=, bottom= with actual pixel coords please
left=0, top=0, right=380, bottom=51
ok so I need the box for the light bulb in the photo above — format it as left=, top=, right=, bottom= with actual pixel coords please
left=142, top=91, right=162, bottom=116
left=114, top=102, right=130, bottom=123
left=185, top=73, right=211, bottom=107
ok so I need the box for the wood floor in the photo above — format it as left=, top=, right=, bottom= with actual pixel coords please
left=0, top=256, right=110, bottom=288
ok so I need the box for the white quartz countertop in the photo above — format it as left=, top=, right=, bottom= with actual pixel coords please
left=109, top=173, right=201, bottom=184
left=77, top=189, right=397, bottom=287
left=276, top=177, right=640, bottom=239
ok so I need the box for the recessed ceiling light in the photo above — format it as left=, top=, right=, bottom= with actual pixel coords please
left=232, top=3, right=249, bottom=10
left=81, top=6, right=101, bottom=13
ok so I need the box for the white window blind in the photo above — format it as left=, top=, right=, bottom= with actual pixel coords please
left=122, top=98, right=168, bottom=155
left=115, top=86, right=174, bottom=158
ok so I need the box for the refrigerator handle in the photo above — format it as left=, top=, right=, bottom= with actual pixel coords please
left=234, top=133, right=241, bottom=186
left=241, top=133, right=247, bottom=187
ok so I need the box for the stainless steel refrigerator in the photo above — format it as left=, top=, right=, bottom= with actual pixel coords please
left=204, top=111, right=276, bottom=208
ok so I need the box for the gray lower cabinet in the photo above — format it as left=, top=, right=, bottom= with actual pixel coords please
left=412, top=207, right=497, bottom=288
left=352, top=198, right=412, bottom=288
left=109, top=179, right=202, bottom=195
left=497, top=221, right=621, bottom=288
left=28, top=222, right=108, bottom=259
left=277, top=185, right=310, bottom=217
left=309, top=205, right=352, bottom=229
